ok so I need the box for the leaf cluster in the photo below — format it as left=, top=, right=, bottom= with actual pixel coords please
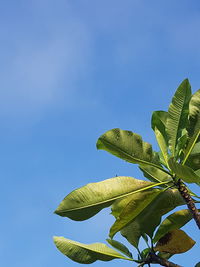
left=53, top=79, right=200, bottom=266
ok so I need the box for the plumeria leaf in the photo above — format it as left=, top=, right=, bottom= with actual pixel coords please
left=185, top=142, right=200, bottom=171
left=116, top=189, right=184, bottom=247
left=168, top=158, right=200, bottom=184
left=109, top=189, right=162, bottom=238
left=140, top=165, right=172, bottom=184
left=106, top=239, right=133, bottom=258
left=166, top=79, right=191, bottom=157
left=54, top=237, right=133, bottom=264
left=155, top=229, right=195, bottom=254
left=184, top=89, right=200, bottom=164
left=55, top=176, right=160, bottom=221
left=97, top=128, right=165, bottom=171
left=153, top=209, right=193, bottom=243
left=151, top=111, right=169, bottom=166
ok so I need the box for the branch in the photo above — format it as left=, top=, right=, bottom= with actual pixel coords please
left=176, top=179, right=200, bottom=229
left=145, top=252, right=182, bottom=267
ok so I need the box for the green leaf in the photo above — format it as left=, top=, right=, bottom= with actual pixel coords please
left=151, top=111, right=168, bottom=135
left=153, top=209, right=193, bottom=243
left=154, top=127, right=169, bottom=167
left=118, top=189, right=184, bottom=247
left=183, top=89, right=200, bottom=164
left=168, top=158, right=200, bottom=184
left=97, top=128, right=164, bottom=170
left=106, top=239, right=133, bottom=258
left=195, top=262, right=200, bottom=267
left=155, top=229, right=195, bottom=254
left=176, top=129, right=188, bottom=160
left=189, top=141, right=200, bottom=154
left=140, top=165, right=172, bottom=184
left=185, top=142, right=200, bottom=170
left=140, top=248, right=151, bottom=259
left=109, top=189, right=162, bottom=238
left=195, top=169, right=200, bottom=179
left=53, top=237, right=133, bottom=264
left=166, top=79, right=191, bottom=157
left=151, top=111, right=169, bottom=166
left=55, top=176, right=160, bottom=221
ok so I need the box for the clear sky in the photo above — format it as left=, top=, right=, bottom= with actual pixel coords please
left=1, top=1, right=200, bottom=266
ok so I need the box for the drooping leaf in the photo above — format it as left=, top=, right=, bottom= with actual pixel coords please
left=153, top=209, right=193, bottom=243
left=106, top=239, right=133, bottom=258
left=109, top=189, right=162, bottom=238
left=155, top=229, right=195, bottom=254
left=53, top=237, right=133, bottom=264
left=140, top=165, right=172, bottom=184
left=183, top=89, right=200, bottom=164
left=168, top=158, right=200, bottom=184
left=151, top=111, right=169, bottom=166
left=118, top=189, right=185, bottom=247
left=97, top=128, right=164, bottom=170
left=166, top=79, right=191, bottom=157
left=151, top=111, right=168, bottom=136
left=55, top=176, right=160, bottom=221
left=185, top=142, right=200, bottom=170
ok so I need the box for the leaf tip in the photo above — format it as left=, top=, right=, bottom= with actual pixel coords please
left=54, top=208, right=60, bottom=215
left=53, top=236, right=59, bottom=244
left=96, top=140, right=100, bottom=150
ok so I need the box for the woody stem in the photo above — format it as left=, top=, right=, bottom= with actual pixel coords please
left=145, top=252, right=182, bottom=267
left=176, top=179, right=200, bottom=229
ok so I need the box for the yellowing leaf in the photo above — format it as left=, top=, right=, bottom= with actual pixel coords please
left=155, top=229, right=195, bottom=254
left=109, top=189, right=162, bottom=238
left=55, top=176, right=157, bottom=220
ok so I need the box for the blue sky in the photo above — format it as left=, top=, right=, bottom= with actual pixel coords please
left=1, top=1, right=200, bottom=266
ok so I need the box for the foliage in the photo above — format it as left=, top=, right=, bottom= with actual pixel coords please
left=53, top=79, right=200, bottom=266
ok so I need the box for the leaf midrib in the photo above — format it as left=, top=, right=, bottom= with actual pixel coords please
left=57, top=181, right=169, bottom=213
left=169, top=91, right=189, bottom=156
left=99, top=138, right=171, bottom=175
left=54, top=237, right=133, bottom=261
